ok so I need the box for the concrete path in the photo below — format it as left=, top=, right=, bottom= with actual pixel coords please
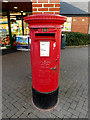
left=2, top=47, right=88, bottom=118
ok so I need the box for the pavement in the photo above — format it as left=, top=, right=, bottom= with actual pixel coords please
left=2, top=47, right=88, bottom=118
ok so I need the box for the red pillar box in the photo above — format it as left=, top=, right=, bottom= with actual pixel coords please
left=24, top=14, right=67, bottom=110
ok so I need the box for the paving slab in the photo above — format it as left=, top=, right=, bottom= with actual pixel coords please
left=2, top=47, right=88, bottom=118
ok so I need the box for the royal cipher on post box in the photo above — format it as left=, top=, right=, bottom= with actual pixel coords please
left=24, top=14, right=67, bottom=110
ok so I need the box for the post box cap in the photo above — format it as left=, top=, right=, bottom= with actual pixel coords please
left=24, top=14, right=67, bottom=28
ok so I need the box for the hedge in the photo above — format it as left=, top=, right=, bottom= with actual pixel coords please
left=62, top=32, right=90, bottom=46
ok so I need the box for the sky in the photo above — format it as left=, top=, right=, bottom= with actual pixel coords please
left=61, top=0, right=90, bottom=2
left=0, top=0, right=89, bottom=2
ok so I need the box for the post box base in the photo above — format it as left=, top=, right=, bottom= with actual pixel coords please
left=32, top=87, right=59, bottom=109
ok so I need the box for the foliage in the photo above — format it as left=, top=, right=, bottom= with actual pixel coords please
left=62, top=32, right=90, bottom=46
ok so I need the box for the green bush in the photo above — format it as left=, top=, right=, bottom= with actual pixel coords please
left=62, top=32, right=90, bottom=46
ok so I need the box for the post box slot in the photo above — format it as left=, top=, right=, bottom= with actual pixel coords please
left=35, top=33, right=55, bottom=39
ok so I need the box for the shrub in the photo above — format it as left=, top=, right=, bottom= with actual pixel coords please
left=62, top=32, right=90, bottom=46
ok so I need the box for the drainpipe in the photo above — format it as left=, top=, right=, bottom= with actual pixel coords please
left=7, top=10, right=13, bottom=47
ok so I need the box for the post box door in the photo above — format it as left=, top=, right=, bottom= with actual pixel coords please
left=30, top=29, right=61, bottom=93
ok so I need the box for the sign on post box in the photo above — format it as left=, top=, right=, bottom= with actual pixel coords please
left=40, top=41, right=50, bottom=57
left=24, top=14, right=67, bottom=110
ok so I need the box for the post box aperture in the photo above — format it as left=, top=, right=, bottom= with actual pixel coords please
left=24, top=14, right=67, bottom=110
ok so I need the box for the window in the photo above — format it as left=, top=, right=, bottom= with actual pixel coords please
left=62, top=17, right=72, bottom=31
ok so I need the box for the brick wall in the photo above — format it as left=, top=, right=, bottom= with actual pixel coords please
left=32, top=0, right=60, bottom=15
left=88, top=17, right=90, bottom=24
left=71, top=17, right=89, bottom=34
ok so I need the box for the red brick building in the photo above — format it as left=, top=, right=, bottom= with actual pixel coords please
left=32, top=0, right=90, bottom=34
left=71, top=17, right=89, bottom=34
left=60, top=2, right=90, bottom=34
left=32, top=0, right=60, bottom=15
